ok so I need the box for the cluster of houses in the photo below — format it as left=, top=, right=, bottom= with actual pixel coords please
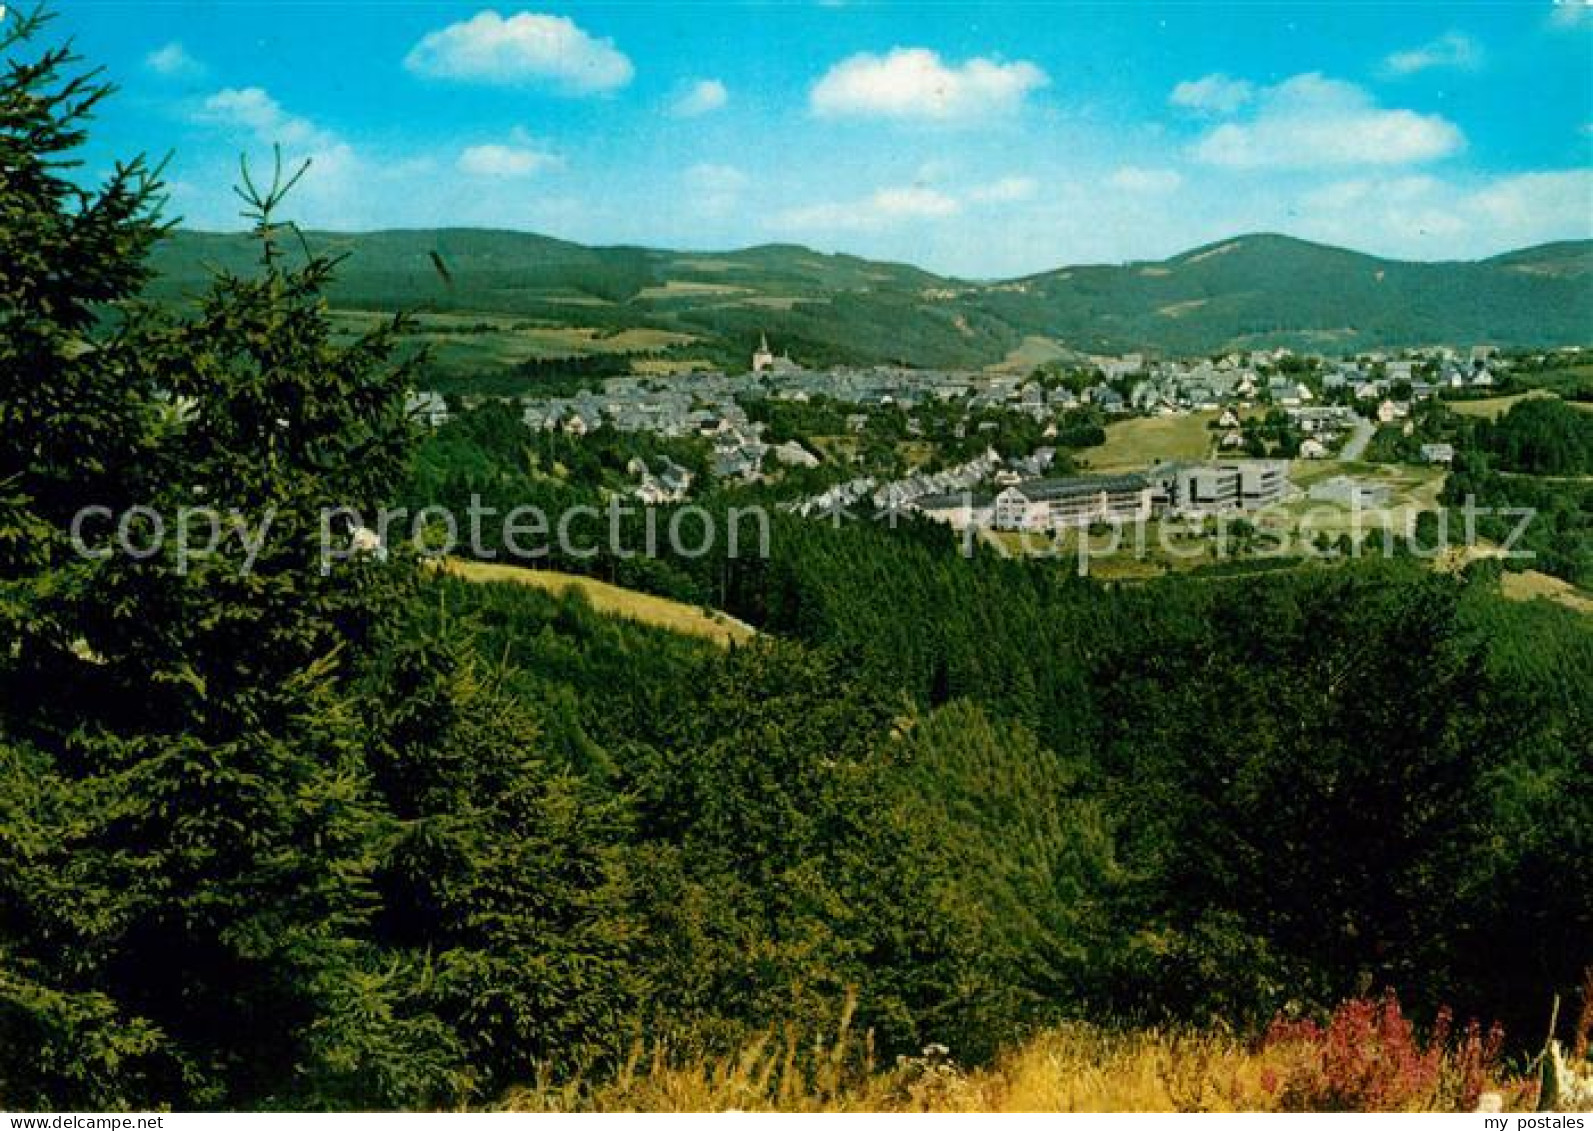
left=402, top=338, right=1508, bottom=511
left=785, top=447, right=1021, bottom=520
left=517, top=376, right=755, bottom=439
left=412, top=339, right=1508, bottom=452
left=1125, top=362, right=1275, bottom=414
left=1106, top=347, right=1501, bottom=417
left=1283, top=405, right=1360, bottom=460
left=511, top=376, right=820, bottom=492
left=493, top=364, right=1115, bottom=443
left=625, top=456, right=693, bottom=504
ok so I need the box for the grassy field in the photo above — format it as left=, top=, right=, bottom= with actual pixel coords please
left=329, top=310, right=698, bottom=374
left=987, top=334, right=1072, bottom=373
left=809, top=434, right=860, bottom=464
left=1445, top=390, right=1593, bottom=420
left=1078, top=412, right=1219, bottom=472
left=1260, top=460, right=1447, bottom=541
left=1499, top=569, right=1593, bottom=615
left=504, top=1012, right=1546, bottom=1112
left=441, top=559, right=755, bottom=646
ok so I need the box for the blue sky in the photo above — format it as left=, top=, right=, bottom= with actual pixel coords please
left=44, top=1, right=1593, bottom=277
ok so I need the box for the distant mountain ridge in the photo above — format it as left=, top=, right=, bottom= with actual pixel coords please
left=145, top=229, right=1593, bottom=372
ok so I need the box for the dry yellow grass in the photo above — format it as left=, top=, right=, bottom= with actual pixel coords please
left=440, top=558, right=754, bottom=647
left=331, top=311, right=695, bottom=367
left=1447, top=390, right=1562, bottom=420
left=502, top=1020, right=1529, bottom=1113
left=738, top=295, right=803, bottom=310
left=1499, top=569, right=1593, bottom=615
left=987, top=334, right=1072, bottom=373
left=635, top=280, right=753, bottom=300
left=1080, top=412, right=1219, bottom=472
left=630, top=358, right=716, bottom=376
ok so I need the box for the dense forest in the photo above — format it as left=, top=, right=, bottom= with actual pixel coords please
left=1, top=13, right=1590, bottom=1112
left=1361, top=395, right=1593, bottom=586
left=1433, top=398, right=1593, bottom=586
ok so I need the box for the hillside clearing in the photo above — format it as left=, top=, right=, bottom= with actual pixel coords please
left=988, top=335, right=1072, bottom=373
left=1079, top=412, right=1218, bottom=472
left=441, top=558, right=755, bottom=646
left=1443, top=390, right=1592, bottom=420
left=1499, top=569, right=1593, bottom=615
left=329, top=311, right=697, bottom=369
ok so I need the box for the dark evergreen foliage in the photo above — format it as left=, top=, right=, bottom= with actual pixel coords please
left=2, top=12, right=1589, bottom=1111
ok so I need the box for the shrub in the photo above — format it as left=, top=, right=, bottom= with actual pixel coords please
left=1260, top=992, right=1505, bottom=1112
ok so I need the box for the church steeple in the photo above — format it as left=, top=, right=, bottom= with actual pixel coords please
left=752, top=332, right=775, bottom=374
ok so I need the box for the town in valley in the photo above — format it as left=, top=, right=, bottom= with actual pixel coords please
left=407, top=335, right=1581, bottom=576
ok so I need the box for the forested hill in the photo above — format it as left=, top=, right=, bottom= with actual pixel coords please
left=145, top=229, right=1593, bottom=369
left=985, top=234, right=1593, bottom=355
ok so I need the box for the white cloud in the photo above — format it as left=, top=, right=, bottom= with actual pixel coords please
left=1293, top=169, right=1593, bottom=255
left=1108, top=165, right=1183, bottom=194
left=859, top=186, right=961, bottom=218
left=1382, top=31, right=1482, bottom=77
left=1191, top=73, right=1463, bottom=168
left=404, top=10, right=633, bottom=94
left=682, top=163, right=749, bottom=214
left=1467, top=169, right=1593, bottom=235
left=1300, top=175, right=1442, bottom=216
left=178, top=91, right=591, bottom=234
left=777, top=174, right=1040, bottom=234
left=671, top=78, right=728, bottom=117
left=457, top=140, right=559, bottom=179
left=1169, top=73, right=1253, bottom=114
left=1549, top=4, right=1591, bottom=31
left=187, top=88, right=375, bottom=227
left=809, top=48, right=1047, bottom=122
left=776, top=184, right=961, bottom=232
left=145, top=42, right=204, bottom=79
left=967, top=176, right=1038, bottom=204
left=194, top=87, right=335, bottom=149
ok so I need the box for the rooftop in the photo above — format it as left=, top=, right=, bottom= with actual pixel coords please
left=1010, top=474, right=1149, bottom=502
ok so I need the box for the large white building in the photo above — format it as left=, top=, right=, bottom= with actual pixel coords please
left=1150, top=460, right=1290, bottom=515
left=993, top=474, right=1154, bottom=531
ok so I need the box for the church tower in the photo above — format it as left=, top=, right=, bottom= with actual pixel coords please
left=752, top=332, right=775, bottom=375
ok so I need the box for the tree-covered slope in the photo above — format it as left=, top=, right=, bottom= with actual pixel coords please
left=145, top=229, right=1592, bottom=372
left=975, top=233, right=1593, bottom=354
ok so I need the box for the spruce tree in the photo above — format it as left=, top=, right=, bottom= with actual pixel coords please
left=0, top=8, right=176, bottom=1105
left=0, top=13, right=454, bottom=1107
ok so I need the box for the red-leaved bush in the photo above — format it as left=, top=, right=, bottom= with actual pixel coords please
left=1260, top=991, right=1505, bottom=1112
